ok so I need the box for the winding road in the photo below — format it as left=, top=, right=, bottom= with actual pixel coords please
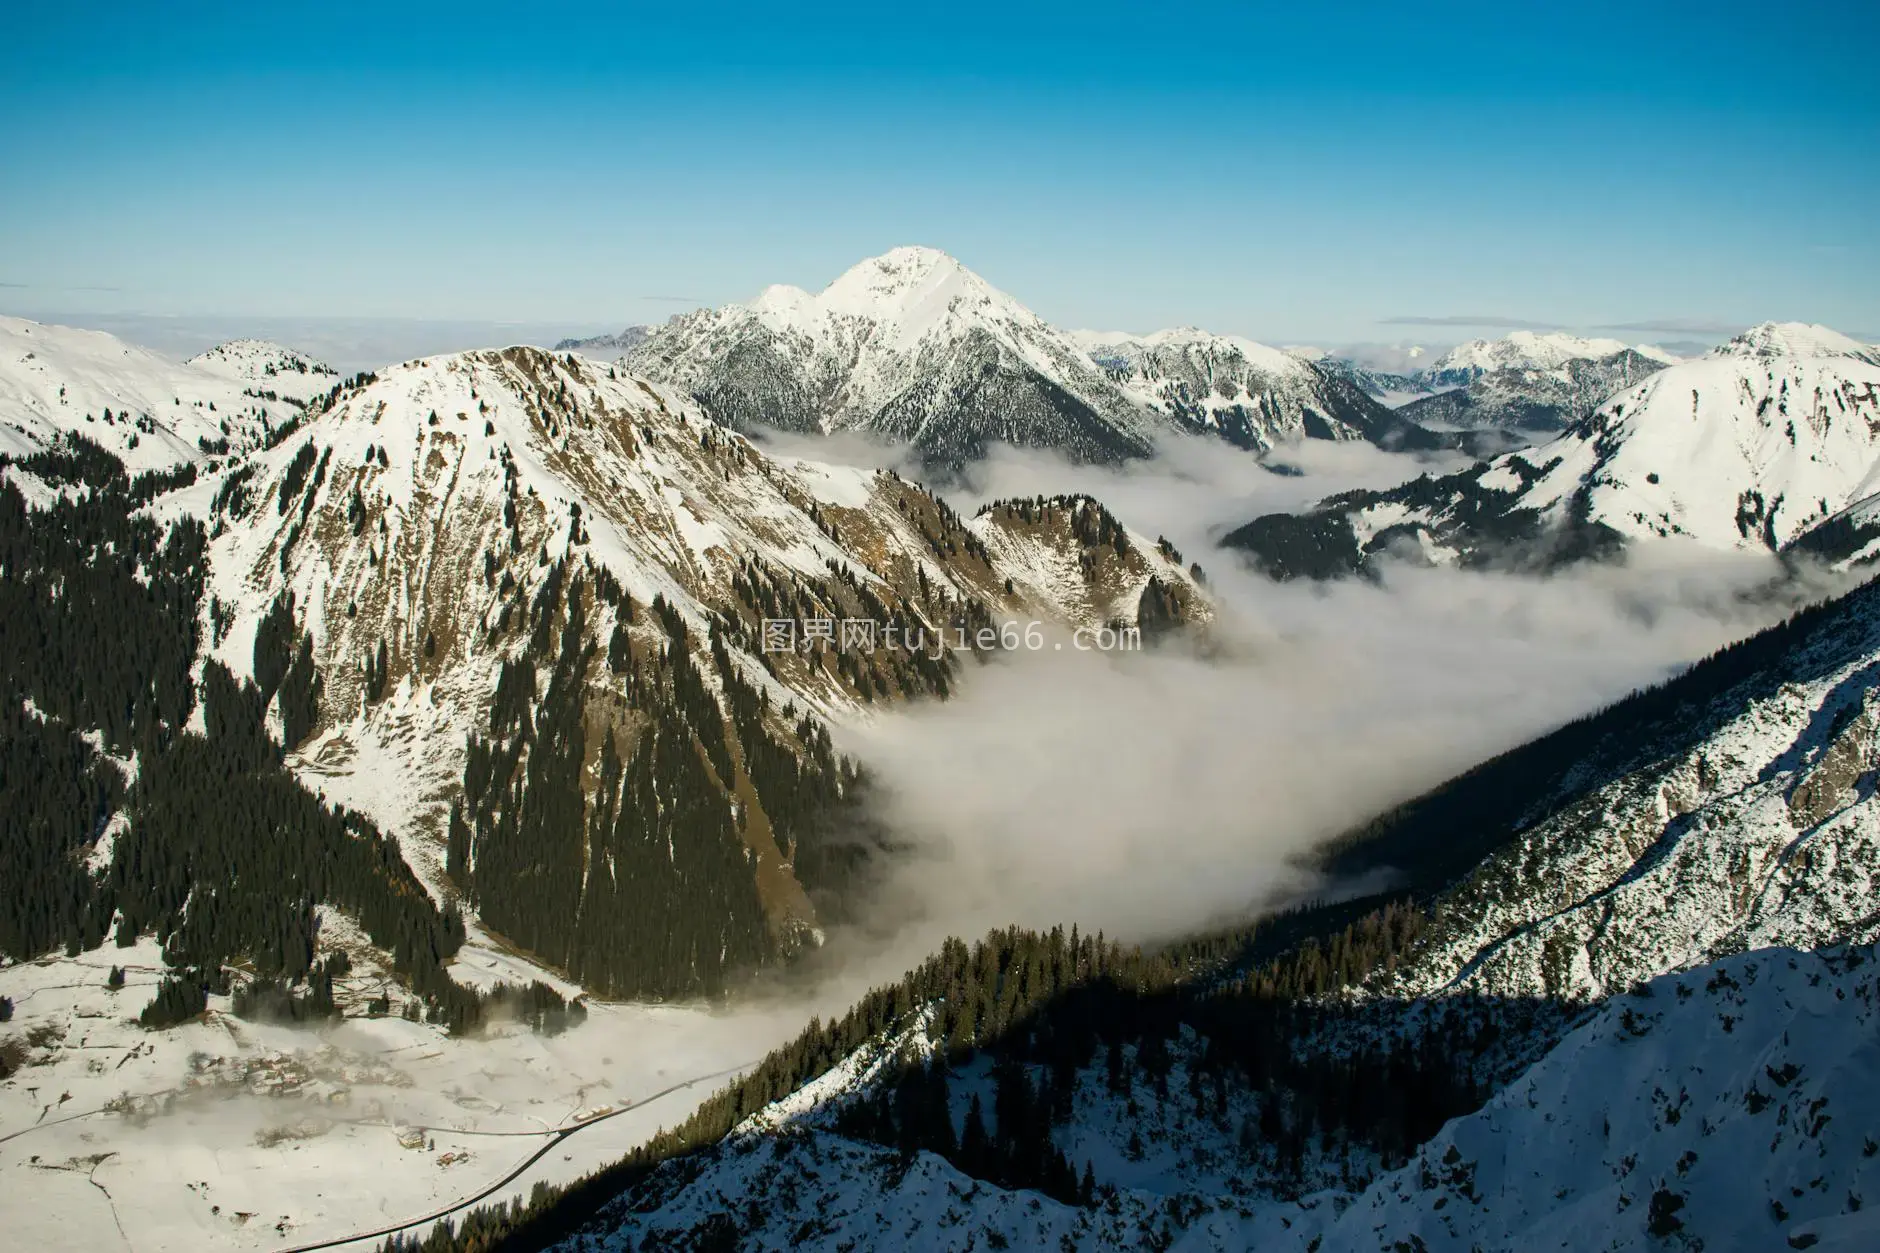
left=268, top=1061, right=753, bottom=1253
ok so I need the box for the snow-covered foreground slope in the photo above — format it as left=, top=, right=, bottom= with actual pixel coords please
left=1225, top=322, right=1880, bottom=578
left=1301, top=945, right=1880, bottom=1253
left=535, top=944, right=1880, bottom=1253
left=0, top=937, right=812, bottom=1253
left=0, top=316, right=315, bottom=472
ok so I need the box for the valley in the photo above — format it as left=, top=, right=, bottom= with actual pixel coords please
left=4, top=271, right=1879, bottom=1253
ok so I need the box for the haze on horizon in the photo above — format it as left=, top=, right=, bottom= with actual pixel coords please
left=3, top=0, right=1877, bottom=354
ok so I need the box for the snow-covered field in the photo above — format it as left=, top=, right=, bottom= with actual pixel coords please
left=0, top=937, right=819, bottom=1252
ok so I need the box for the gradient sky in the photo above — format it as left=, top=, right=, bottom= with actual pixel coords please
left=3, top=0, right=1876, bottom=347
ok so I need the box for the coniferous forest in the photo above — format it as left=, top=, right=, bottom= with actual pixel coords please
left=0, top=426, right=898, bottom=1024
left=0, top=449, right=556, bottom=1033
left=451, top=548, right=880, bottom=998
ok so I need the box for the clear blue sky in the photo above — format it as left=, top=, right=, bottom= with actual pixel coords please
left=3, top=0, right=1875, bottom=345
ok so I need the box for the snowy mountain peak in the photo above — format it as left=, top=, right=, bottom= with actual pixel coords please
left=1430, top=330, right=1666, bottom=377
left=1096, top=326, right=1309, bottom=375
left=824, top=244, right=974, bottom=300
left=627, top=250, right=1162, bottom=462
left=186, top=338, right=328, bottom=370
left=1711, top=320, right=1880, bottom=364
left=186, top=339, right=340, bottom=401
left=820, top=246, right=1019, bottom=335
left=741, top=247, right=1019, bottom=345
left=747, top=281, right=819, bottom=323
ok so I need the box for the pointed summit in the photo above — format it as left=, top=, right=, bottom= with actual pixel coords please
left=626, top=247, right=1156, bottom=464
left=825, top=245, right=970, bottom=296
left=817, top=246, right=1013, bottom=335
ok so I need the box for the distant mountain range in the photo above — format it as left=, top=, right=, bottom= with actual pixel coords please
left=1422, top=330, right=1680, bottom=385
left=554, top=254, right=1748, bottom=467
left=554, top=325, right=656, bottom=354
left=1225, top=322, right=1880, bottom=578
left=548, top=248, right=1451, bottom=464
left=1394, top=347, right=1672, bottom=435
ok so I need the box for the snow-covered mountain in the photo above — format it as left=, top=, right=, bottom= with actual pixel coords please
left=0, top=316, right=1210, bottom=1016
left=1076, top=328, right=1449, bottom=451
left=626, top=249, right=1447, bottom=463
left=0, top=316, right=313, bottom=473
left=554, top=325, right=657, bottom=355
left=1425, top=330, right=1679, bottom=386
left=185, top=338, right=340, bottom=403
left=186, top=342, right=1206, bottom=993
left=1396, top=346, right=1672, bottom=435
left=626, top=247, right=1163, bottom=464
left=1305, top=353, right=1450, bottom=409
left=1226, top=322, right=1880, bottom=578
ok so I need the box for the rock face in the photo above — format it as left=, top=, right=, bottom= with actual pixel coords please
left=554, top=326, right=656, bottom=354
left=1, top=316, right=1211, bottom=1014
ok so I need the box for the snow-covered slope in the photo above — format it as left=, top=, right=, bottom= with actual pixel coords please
left=0, top=316, right=305, bottom=472
left=1353, top=574, right=1880, bottom=1004
left=537, top=944, right=1880, bottom=1253
left=1306, top=945, right=1880, bottom=1253
left=185, top=338, right=340, bottom=403
left=627, top=247, right=1163, bottom=464
left=1225, top=322, right=1880, bottom=577
left=1719, top=322, right=1880, bottom=365
left=1077, top=328, right=1449, bottom=452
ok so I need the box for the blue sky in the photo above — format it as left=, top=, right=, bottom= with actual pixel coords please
left=3, top=0, right=1876, bottom=347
